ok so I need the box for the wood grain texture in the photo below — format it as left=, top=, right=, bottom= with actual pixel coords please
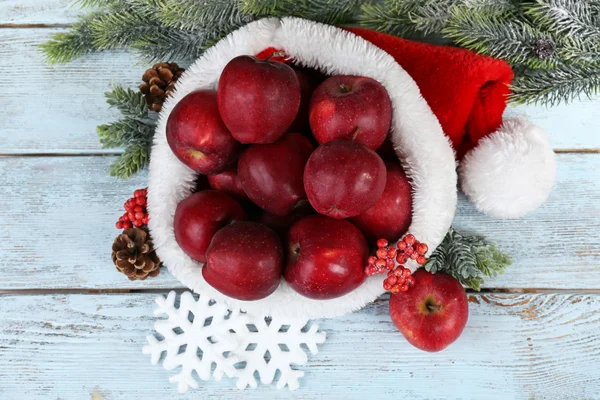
left=0, top=0, right=79, bottom=25
left=0, top=29, right=143, bottom=153
left=0, top=154, right=598, bottom=290
left=0, top=292, right=598, bottom=399
left=0, top=29, right=599, bottom=153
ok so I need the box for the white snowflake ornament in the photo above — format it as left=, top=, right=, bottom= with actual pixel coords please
left=142, top=291, right=244, bottom=392
left=143, top=291, right=326, bottom=392
left=231, top=313, right=326, bottom=390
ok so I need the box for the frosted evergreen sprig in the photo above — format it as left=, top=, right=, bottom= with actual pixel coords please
left=425, top=228, right=512, bottom=291
left=510, top=62, right=600, bottom=105
left=442, top=7, right=559, bottom=69
left=97, top=86, right=157, bottom=178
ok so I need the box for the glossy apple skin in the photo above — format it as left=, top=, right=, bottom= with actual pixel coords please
left=217, top=55, right=301, bottom=144
left=207, top=164, right=249, bottom=201
left=203, top=221, right=283, bottom=300
left=309, top=75, right=392, bottom=150
left=166, top=90, right=240, bottom=174
left=351, top=161, right=412, bottom=244
left=304, top=140, right=386, bottom=219
left=389, top=269, right=468, bottom=352
left=238, top=133, right=314, bottom=216
left=173, top=190, right=246, bottom=263
left=289, top=68, right=324, bottom=132
left=284, top=215, right=368, bottom=299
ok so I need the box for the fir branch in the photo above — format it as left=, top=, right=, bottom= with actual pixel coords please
left=360, top=0, right=448, bottom=37
left=557, top=36, right=600, bottom=65
left=525, top=0, right=600, bottom=41
left=443, top=6, right=559, bottom=69
left=241, top=0, right=364, bottom=25
left=159, top=0, right=252, bottom=31
left=97, top=85, right=156, bottom=177
left=109, top=142, right=151, bottom=179
left=425, top=228, right=511, bottom=291
left=360, top=0, right=515, bottom=37
left=89, top=8, right=161, bottom=50
left=104, top=85, right=150, bottom=121
left=510, top=62, right=600, bottom=105
left=97, top=117, right=155, bottom=149
left=132, top=27, right=218, bottom=64
left=40, top=14, right=99, bottom=64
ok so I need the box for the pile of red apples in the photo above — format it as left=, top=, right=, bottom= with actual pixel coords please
left=166, top=53, right=468, bottom=352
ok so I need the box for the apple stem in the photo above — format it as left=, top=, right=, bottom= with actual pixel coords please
left=266, top=51, right=287, bottom=62
left=339, top=83, right=351, bottom=93
left=427, top=304, right=442, bottom=312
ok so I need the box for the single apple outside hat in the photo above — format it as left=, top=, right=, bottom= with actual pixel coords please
left=347, top=27, right=557, bottom=218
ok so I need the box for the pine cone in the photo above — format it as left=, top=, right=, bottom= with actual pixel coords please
left=140, top=62, right=185, bottom=113
left=112, top=228, right=161, bottom=281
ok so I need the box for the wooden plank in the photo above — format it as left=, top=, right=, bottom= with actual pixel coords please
left=0, top=292, right=598, bottom=399
left=0, top=156, right=183, bottom=289
left=505, top=100, right=600, bottom=150
left=0, top=29, right=143, bottom=153
left=0, top=153, right=598, bottom=291
left=0, top=29, right=599, bottom=153
left=0, top=0, right=80, bottom=25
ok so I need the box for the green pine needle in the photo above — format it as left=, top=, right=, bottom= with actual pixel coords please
left=510, top=63, right=600, bottom=106
left=40, top=16, right=98, bottom=64
left=96, top=117, right=155, bottom=149
left=443, top=6, right=559, bottom=69
left=425, top=227, right=512, bottom=291
left=104, top=85, right=150, bottom=120
left=525, top=0, right=600, bottom=41
left=89, top=9, right=160, bottom=50
left=160, top=0, right=251, bottom=31
left=109, top=142, right=151, bottom=179
left=97, top=85, right=156, bottom=178
left=241, top=0, right=364, bottom=25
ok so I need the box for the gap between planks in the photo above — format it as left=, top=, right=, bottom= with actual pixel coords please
left=1, top=287, right=600, bottom=296
left=0, top=23, right=71, bottom=29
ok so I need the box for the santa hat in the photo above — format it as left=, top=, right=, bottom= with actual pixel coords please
left=149, top=18, right=557, bottom=318
left=347, top=28, right=557, bottom=218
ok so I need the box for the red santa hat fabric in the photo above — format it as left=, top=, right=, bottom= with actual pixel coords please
left=347, top=27, right=556, bottom=218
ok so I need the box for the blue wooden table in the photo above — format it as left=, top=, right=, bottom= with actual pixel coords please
left=1, top=2, right=599, bottom=399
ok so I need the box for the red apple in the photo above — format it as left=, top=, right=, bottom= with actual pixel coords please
left=238, top=133, right=314, bottom=216
left=166, top=90, right=240, bottom=174
left=207, top=164, right=248, bottom=201
left=174, top=190, right=246, bottom=263
left=203, top=221, right=283, bottom=300
left=284, top=215, right=368, bottom=299
left=351, top=160, right=412, bottom=243
left=309, top=75, right=392, bottom=150
left=304, top=140, right=386, bottom=219
left=389, top=269, right=468, bottom=352
left=217, top=55, right=301, bottom=144
left=289, top=67, right=324, bottom=132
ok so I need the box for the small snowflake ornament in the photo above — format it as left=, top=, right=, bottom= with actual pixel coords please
left=231, top=313, right=326, bottom=390
left=143, top=291, right=326, bottom=392
left=142, top=291, right=243, bottom=392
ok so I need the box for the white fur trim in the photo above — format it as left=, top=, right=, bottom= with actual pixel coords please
left=147, top=18, right=457, bottom=319
left=460, top=117, right=556, bottom=218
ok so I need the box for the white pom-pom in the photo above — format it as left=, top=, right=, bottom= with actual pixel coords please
left=459, top=117, right=556, bottom=218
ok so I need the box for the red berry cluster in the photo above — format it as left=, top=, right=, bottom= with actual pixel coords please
left=364, top=234, right=429, bottom=294
left=116, top=188, right=149, bottom=229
